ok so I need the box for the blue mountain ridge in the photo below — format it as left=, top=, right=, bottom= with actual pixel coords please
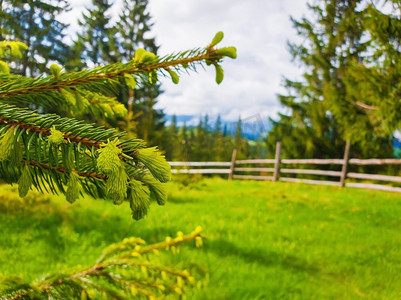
left=164, top=115, right=272, bottom=140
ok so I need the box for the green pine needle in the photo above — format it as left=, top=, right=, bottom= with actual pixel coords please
left=106, top=167, right=128, bottom=204
left=141, top=173, right=168, bottom=205
left=136, top=147, right=171, bottom=183
left=129, top=179, right=151, bottom=220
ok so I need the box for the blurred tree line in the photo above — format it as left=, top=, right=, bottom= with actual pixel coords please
left=0, top=0, right=256, bottom=161
left=266, top=0, right=400, bottom=160
left=163, top=115, right=266, bottom=161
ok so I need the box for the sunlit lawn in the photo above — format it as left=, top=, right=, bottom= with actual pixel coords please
left=1, top=178, right=401, bottom=299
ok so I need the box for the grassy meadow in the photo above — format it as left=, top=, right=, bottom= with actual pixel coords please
left=1, top=178, right=401, bottom=299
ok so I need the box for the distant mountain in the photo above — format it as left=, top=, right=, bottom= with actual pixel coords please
left=164, top=115, right=272, bottom=140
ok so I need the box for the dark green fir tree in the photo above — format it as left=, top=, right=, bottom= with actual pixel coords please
left=70, top=0, right=118, bottom=69
left=266, top=0, right=393, bottom=159
left=0, top=0, right=70, bottom=76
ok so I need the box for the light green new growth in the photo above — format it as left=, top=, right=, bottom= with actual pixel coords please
left=106, top=167, right=129, bottom=204
left=0, top=127, right=15, bottom=161
left=0, top=41, right=28, bottom=59
left=166, top=68, right=179, bottom=84
left=50, top=64, right=62, bottom=79
left=129, top=179, right=151, bottom=220
left=10, top=141, right=22, bottom=166
left=48, top=126, right=64, bottom=145
left=96, top=139, right=123, bottom=175
left=65, top=172, right=81, bottom=203
left=141, top=173, right=167, bottom=205
left=60, top=88, right=76, bottom=106
left=211, top=31, right=224, bottom=46
left=136, top=147, right=172, bottom=183
left=18, top=164, right=32, bottom=197
left=217, top=47, right=237, bottom=59
left=124, top=73, right=137, bottom=89
left=0, top=60, right=9, bottom=74
left=215, top=64, right=224, bottom=84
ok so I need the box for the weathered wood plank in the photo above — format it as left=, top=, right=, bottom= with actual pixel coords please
left=280, top=169, right=341, bottom=177
left=232, top=175, right=274, bottom=181
left=234, top=167, right=275, bottom=172
left=281, top=159, right=344, bottom=165
left=347, top=172, right=401, bottom=183
left=340, top=140, right=351, bottom=187
left=170, top=158, right=401, bottom=167
left=169, top=161, right=231, bottom=166
left=172, top=169, right=230, bottom=174
left=235, top=159, right=275, bottom=164
left=273, top=141, right=281, bottom=182
left=348, top=158, right=401, bottom=165
left=229, top=149, right=237, bottom=180
left=346, top=182, right=401, bottom=193
left=280, top=177, right=341, bottom=186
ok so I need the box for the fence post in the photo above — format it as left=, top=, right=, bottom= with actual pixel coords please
left=273, top=141, right=281, bottom=182
left=228, top=149, right=237, bottom=180
left=340, top=140, right=351, bottom=187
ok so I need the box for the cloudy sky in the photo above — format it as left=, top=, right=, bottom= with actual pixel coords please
left=63, top=0, right=310, bottom=125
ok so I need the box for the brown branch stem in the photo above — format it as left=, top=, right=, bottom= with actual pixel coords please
left=0, top=51, right=220, bottom=99
left=355, top=101, right=378, bottom=111
left=27, top=159, right=107, bottom=180
left=0, top=116, right=103, bottom=148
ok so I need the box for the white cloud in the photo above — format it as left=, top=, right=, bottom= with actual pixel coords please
left=147, top=0, right=310, bottom=121
left=61, top=0, right=310, bottom=122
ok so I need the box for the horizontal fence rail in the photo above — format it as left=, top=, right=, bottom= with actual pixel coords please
left=348, top=158, right=401, bottom=165
left=232, top=175, right=274, bottom=181
left=169, top=141, right=401, bottom=193
left=169, top=162, right=231, bottom=167
left=280, top=168, right=342, bottom=177
left=280, top=177, right=341, bottom=186
left=171, top=169, right=230, bottom=174
left=281, top=159, right=344, bottom=165
left=235, top=159, right=276, bottom=164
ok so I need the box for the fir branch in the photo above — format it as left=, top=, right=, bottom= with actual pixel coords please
left=0, top=47, right=231, bottom=101
left=355, top=101, right=379, bottom=111
left=27, top=159, right=107, bottom=180
left=0, top=33, right=236, bottom=218
left=0, top=103, right=144, bottom=152
left=0, top=228, right=203, bottom=300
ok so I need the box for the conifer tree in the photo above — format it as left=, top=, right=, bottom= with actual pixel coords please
left=193, top=118, right=208, bottom=161
left=164, top=115, right=181, bottom=161
left=235, top=118, right=250, bottom=159
left=340, top=1, right=401, bottom=135
left=72, top=0, right=118, bottom=68
left=266, top=0, right=393, bottom=159
left=0, top=0, right=70, bottom=76
left=116, top=0, right=164, bottom=146
left=179, top=122, right=190, bottom=161
left=213, top=115, right=225, bottom=161
left=71, top=0, right=165, bottom=147
left=116, top=0, right=158, bottom=61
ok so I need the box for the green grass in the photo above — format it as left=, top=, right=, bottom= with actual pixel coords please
left=1, top=178, right=401, bottom=299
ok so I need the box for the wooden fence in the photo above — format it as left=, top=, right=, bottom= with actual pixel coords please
left=170, top=141, right=401, bottom=193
